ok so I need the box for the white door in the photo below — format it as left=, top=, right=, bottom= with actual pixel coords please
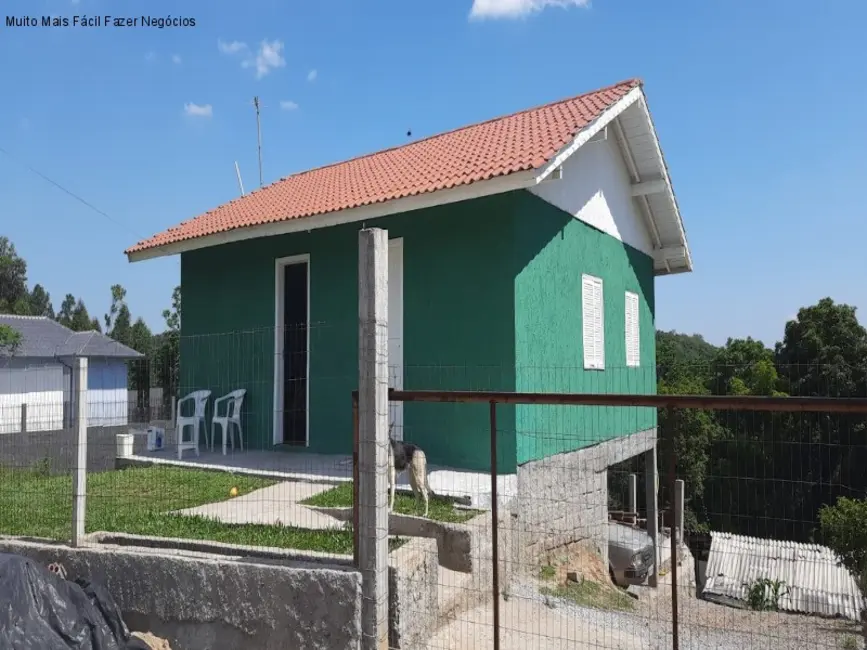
left=388, top=238, right=404, bottom=440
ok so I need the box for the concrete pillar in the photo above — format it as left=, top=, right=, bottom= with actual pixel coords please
left=644, top=445, right=659, bottom=588
left=627, top=473, right=637, bottom=514
left=71, top=357, right=88, bottom=547
left=19, top=403, right=27, bottom=434
left=357, top=227, right=390, bottom=650
left=674, top=479, right=685, bottom=545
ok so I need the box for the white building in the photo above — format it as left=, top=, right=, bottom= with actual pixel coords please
left=0, top=315, right=145, bottom=433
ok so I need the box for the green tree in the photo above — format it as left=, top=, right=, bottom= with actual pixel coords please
left=773, top=298, right=867, bottom=540
left=57, top=293, right=101, bottom=332
left=152, top=285, right=181, bottom=414
left=0, top=324, right=22, bottom=355
left=819, top=497, right=867, bottom=640
left=28, top=283, right=54, bottom=318
left=0, top=237, right=31, bottom=314
left=104, top=284, right=132, bottom=346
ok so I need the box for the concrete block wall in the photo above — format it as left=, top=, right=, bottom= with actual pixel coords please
left=389, top=536, right=438, bottom=649
left=515, top=428, right=657, bottom=572
left=0, top=425, right=147, bottom=475
left=0, top=537, right=362, bottom=650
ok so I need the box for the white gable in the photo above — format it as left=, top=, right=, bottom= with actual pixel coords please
left=529, top=131, right=654, bottom=256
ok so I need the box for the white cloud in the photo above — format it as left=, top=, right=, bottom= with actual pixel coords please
left=307, top=68, right=317, bottom=82
left=220, top=38, right=285, bottom=79
left=469, top=0, right=590, bottom=19
left=172, top=54, right=182, bottom=64
left=218, top=39, right=248, bottom=55
left=251, top=39, right=286, bottom=79
left=184, top=102, right=213, bottom=118
left=280, top=100, right=299, bottom=111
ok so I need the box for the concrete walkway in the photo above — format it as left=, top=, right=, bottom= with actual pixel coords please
left=175, top=482, right=346, bottom=530
left=124, top=446, right=517, bottom=509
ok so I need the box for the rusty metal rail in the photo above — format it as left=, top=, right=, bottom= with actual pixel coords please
left=388, top=389, right=867, bottom=413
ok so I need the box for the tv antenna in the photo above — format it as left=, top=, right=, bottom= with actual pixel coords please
left=253, top=96, right=263, bottom=188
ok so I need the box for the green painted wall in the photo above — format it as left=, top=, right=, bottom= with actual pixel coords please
left=179, top=189, right=657, bottom=472
left=511, top=192, right=657, bottom=465
left=180, top=193, right=520, bottom=472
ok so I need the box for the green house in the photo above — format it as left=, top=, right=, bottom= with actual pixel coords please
left=126, top=78, right=692, bottom=474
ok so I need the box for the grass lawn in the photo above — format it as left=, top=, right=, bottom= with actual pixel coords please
left=0, top=465, right=369, bottom=555
left=302, top=482, right=481, bottom=523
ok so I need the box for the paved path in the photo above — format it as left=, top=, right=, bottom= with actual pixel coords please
left=174, top=482, right=345, bottom=530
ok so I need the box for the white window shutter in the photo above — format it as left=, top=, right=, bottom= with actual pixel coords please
left=594, top=279, right=605, bottom=369
left=583, top=275, right=605, bottom=370
left=625, top=291, right=640, bottom=367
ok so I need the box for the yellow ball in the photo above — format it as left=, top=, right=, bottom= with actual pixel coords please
left=229, top=487, right=239, bottom=497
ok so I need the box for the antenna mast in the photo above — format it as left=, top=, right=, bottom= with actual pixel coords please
left=253, top=96, right=263, bottom=188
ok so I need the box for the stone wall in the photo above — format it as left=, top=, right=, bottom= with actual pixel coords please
left=515, top=428, right=657, bottom=571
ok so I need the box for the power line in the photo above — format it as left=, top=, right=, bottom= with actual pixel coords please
left=0, top=144, right=144, bottom=239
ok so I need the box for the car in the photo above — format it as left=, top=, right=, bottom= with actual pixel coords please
left=608, top=521, right=655, bottom=587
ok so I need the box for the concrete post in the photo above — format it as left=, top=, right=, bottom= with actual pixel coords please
left=674, top=479, right=685, bottom=545
left=71, top=357, right=88, bottom=547
left=627, top=473, right=637, bottom=514
left=357, top=227, right=390, bottom=650
left=19, top=403, right=27, bottom=434
left=644, top=445, right=659, bottom=588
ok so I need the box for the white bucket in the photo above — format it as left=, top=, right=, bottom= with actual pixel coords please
left=117, top=433, right=134, bottom=458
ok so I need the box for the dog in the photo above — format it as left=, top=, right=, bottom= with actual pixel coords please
left=387, top=433, right=433, bottom=518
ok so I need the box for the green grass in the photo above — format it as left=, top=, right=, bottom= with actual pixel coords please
left=541, top=580, right=636, bottom=612
left=301, top=481, right=481, bottom=523
left=0, top=465, right=377, bottom=555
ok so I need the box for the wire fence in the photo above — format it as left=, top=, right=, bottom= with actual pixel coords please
left=1, top=327, right=866, bottom=649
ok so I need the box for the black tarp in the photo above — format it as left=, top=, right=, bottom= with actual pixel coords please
left=0, top=553, right=151, bottom=650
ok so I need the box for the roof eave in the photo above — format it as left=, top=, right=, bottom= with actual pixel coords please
left=126, top=167, right=542, bottom=263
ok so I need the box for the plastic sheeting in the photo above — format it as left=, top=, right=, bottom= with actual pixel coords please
left=0, top=553, right=151, bottom=650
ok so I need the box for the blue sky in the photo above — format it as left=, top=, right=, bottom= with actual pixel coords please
left=1, top=0, right=865, bottom=347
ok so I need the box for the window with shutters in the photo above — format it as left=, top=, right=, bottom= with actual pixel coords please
left=582, top=274, right=605, bottom=370
left=625, top=291, right=640, bottom=367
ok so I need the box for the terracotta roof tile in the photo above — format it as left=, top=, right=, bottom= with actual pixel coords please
left=127, top=78, right=641, bottom=255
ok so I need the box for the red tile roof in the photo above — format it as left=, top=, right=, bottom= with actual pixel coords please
left=127, top=78, right=641, bottom=255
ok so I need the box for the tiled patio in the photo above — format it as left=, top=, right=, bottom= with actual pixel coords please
left=120, top=444, right=517, bottom=509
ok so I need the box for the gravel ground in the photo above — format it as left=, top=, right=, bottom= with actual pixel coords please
left=426, top=578, right=862, bottom=650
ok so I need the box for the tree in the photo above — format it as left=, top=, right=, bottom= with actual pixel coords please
left=0, top=324, right=21, bottom=355
left=774, top=299, right=867, bottom=536
left=152, top=285, right=181, bottom=413
left=104, top=284, right=132, bottom=346
left=28, top=284, right=54, bottom=318
left=56, top=293, right=100, bottom=332
left=0, top=237, right=30, bottom=314
left=819, top=497, right=867, bottom=641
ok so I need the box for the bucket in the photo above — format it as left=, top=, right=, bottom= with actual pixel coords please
left=117, top=433, right=134, bottom=458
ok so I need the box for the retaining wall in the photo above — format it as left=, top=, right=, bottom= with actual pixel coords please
left=0, top=532, right=438, bottom=650
left=515, top=428, right=657, bottom=570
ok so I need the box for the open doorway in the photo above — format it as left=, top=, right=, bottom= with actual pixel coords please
left=273, top=255, right=310, bottom=447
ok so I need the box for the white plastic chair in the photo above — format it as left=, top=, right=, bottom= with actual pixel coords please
left=175, top=389, right=211, bottom=459
left=212, top=389, right=246, bottom=455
